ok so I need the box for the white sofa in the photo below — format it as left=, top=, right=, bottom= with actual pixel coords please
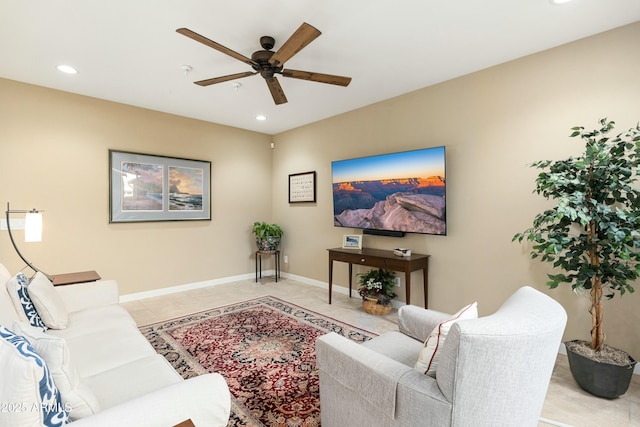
left=0, top=263, right=231, bottom=427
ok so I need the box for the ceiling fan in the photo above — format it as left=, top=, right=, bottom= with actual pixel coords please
left=176, top=22, right=352, bottom=105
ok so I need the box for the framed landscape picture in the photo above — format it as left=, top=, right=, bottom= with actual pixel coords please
left=342, top=234, right=362, bottom=249
left=109, top=150, right=211, bottom=223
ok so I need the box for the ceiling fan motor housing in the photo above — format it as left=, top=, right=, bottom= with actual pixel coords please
left=251, top=45, right=282, bottom=79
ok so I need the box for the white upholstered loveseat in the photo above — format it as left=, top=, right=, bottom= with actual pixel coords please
left=0, top=262, right=230, bottom=427
left=316, top=286, right=567, bottom=427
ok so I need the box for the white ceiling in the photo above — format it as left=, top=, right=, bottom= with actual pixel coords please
left=1, top=1, right=639, bottom=135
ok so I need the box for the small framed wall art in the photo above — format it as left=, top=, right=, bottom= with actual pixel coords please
left=288, top=171, right=316, bottom=203
left=109, top=150, right=211, bottom=223
left=342, top=234, right=362, bottom=249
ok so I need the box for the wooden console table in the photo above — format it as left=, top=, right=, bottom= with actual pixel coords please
left=327, top=248, right=430, bottom=308
left=51, top=270, right=101, bottom=286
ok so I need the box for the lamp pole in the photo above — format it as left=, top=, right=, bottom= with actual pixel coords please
left=5, top=202, right=51, bottom=279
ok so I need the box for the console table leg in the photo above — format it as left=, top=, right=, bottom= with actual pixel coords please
left=348, top=263, right=353, bottom=298
left=423, top=267, right=428, bottom=308
left=405, top=270, right=411, bottom=307
left=328, top=259, right=334, bottom=304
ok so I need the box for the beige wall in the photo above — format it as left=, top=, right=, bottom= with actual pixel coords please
left=0, top=79, right=273, bottom=295
left=272, top=22, right=640, bottom=358
left=1, top=22, right=639, bottom=359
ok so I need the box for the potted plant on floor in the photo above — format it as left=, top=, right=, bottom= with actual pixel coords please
left=252, top=221, right=284, bottom=252
left=357, top=268, right=397, bottom=315
left=513, top=118, right=640, bottom=398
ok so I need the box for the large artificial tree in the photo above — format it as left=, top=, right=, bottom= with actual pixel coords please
left=514, top=118, right=640, bottom=353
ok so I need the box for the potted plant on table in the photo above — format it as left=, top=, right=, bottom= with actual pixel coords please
left=357, top=268, right=397, bottom=315
left=513, top=118, right=640, bottom=398
left=252, top=221, right=284, bottom=252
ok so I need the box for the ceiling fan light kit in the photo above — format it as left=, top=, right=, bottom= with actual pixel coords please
left=176, top=22, right=352, bottom=105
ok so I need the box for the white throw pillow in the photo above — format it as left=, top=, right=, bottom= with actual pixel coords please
left=0, top=325, right=70, bottom=427
left=27, top=272, right=69, bottom=329
left=6, top=272, right=48, bottom=330
left=13, top=322, right=100, bottom=420
left=414, top=302, right=478, bottom=377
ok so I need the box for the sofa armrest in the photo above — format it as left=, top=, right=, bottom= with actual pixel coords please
left=54, top=280, right=120, bottom=313
left=69, top=374, right=230, bottom=427
left=397, top=305, right=450, bottom=342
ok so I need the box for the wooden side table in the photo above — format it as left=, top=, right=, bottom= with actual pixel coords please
left=255, top=250, right=280, bottom=282
left=327, top=248, right=430, bottom=308
left=51, top=270, right=101, bottom=286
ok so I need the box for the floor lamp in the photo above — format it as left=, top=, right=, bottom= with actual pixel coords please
left=5, top=202, right=52, bottom=280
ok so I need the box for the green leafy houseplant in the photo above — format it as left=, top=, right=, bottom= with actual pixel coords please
left=357, top=269, right=397, bottom=306
left=513, top=118, right=640, bottom=357
left=252, top=222, right=284, bottom=239
left=252, top=221, right=284, bottom=251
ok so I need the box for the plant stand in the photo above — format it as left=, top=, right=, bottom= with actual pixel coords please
left=362, top=297, right=392, bottom=315
left=255, top=250, right=280, bottom=283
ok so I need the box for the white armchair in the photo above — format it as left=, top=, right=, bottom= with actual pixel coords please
left=316, top=286, right=567, bottom=427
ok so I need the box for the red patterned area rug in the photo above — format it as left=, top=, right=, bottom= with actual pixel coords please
left=140, top=296, right=376, bottom=427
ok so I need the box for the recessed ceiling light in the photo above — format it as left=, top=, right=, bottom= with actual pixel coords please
left=256, top=115, right=267, bottom=121
left=56, top=65, right=78, bottom=74
left=550, top=0, right=572, bottom=4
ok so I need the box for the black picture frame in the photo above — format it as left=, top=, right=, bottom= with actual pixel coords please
left=289, top=171, right=316, bottom=203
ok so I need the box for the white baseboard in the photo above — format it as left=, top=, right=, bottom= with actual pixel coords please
left=119, top=272, right=254, bottom=303
left=283, top=272, right=405, bottom=310
left=538, top=417, right=574, bottom=427
left=119, top=272, right=639, bottom=376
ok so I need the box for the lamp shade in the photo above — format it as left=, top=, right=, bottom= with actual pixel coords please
left=24, top=212, right=43, bottom=242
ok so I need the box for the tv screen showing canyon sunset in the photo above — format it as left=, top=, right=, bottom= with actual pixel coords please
left=331, top=147, right=446, bottom=235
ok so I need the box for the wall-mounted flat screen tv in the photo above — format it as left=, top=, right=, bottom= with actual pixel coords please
left=331, top=146, right=446, bottom=236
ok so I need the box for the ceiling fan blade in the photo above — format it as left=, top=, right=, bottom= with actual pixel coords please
left=281, top=69, right=352, bottom=87
left=176, top=28, right=258, bottom=67
left=265, top=77, right=288, bottom=105
left=268, top=22, right=321, bottom=67
left=194, top=71, right=257, bottom=87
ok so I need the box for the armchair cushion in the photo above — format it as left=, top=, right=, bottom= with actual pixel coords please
left=362, top=331, right=423, bottom=367
left=28, top=272, right=69, bottom=330
left=414, top=302, right=477, bottom=377
left=6, top=273, right=47, bottom=330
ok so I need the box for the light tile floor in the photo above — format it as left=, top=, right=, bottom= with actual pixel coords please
left=121, top=278, right=640, bottom=427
